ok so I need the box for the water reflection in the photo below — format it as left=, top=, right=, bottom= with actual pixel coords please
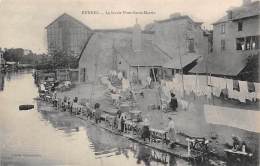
left=136, top=145, right=152, bottom=166
left=38, top=108, right=190, bottom=166
left=0, top=71, right=193, bottom=166
left=0, top=73, right=4, bottom=91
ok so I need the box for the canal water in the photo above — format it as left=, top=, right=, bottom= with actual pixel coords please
left=0, top=71, right=193, bottom=166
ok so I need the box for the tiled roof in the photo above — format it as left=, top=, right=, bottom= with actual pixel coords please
left=116, top=41, right=170, bottom=67
left=94, top=28, right=155, bottom=34
left=79, top=31, right=170, bottom=67
left=163, top=53, right=201, bottom=69
left=155, top=15, right=192, bottom=24
left=94, top=28, right=132, bottom=34
left=190, top=54, right=249, bottom=76
left=80, top=29, right=202, bottom=69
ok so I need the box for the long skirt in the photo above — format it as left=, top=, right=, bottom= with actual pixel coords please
left=168, top=128, right=176, bottom=143
left=120, top=120, right=125, bottom=132
left=141, top=126, right=150, bottom=140
left=117, top=118, right=121, bottom=130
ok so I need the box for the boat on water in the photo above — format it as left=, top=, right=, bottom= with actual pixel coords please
left=19, top=104, right=34, bottom=110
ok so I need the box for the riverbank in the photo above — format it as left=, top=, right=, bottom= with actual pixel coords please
left=54, top=80, right=259, bottom=165
left=37, top=99, right=228, bottom=166
left=2, top=72, right=196, bottom=166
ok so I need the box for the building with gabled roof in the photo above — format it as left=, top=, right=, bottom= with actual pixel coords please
left=78, top=22, right=171, bottom=83
left=145, top=13, right=209, bottom=62
left=77, top=14, right=211, bottom=83
left=144, top=13, right=210, bottom=79
left=191, top=0, right=259, bottom=82
left=46, top=13, right=92, bottom=58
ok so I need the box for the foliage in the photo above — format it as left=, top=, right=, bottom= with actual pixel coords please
left=52, top=51, right=78, bottom=69
left=2, top=48, right=47, bottom=65
left=1, top=48, right=78, bottom=70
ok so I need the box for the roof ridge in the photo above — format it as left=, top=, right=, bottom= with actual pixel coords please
left=45, top=13, right=92, bottom=30
left=155, top=15, right=193, bottom=24
left=77, top=32, right=95, bottom=64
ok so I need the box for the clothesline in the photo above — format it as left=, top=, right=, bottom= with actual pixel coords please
left=163, top=74, right=259, bottom=103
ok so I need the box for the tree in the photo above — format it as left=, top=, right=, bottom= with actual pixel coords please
left=52, top=51, right=78, bottom=69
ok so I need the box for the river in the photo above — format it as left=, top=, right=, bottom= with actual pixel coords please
left=0, top=71, right=195, bottom=166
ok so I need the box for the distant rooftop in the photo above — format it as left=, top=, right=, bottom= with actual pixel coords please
left=213, top=1, right=260, bottom=25
left=155, top=14, right=203, bottom=25
left=93, top=28, right=154, bottom=34
left=45, top=13, right=92, bottom=30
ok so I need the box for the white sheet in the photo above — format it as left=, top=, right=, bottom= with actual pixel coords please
left=122, top=78, right=130, bottom=91
left=204, top=105, right=260, bottom=133
left=254, top=83, right=260, bottom=99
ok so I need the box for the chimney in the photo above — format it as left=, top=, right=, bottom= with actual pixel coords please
left=243, top=0, right=251, bottom=5
left=132, top=18, right=142, bottom=52
left=170, top=13, right=181, bottom=18
left=227, top=10, right=233, bottom=19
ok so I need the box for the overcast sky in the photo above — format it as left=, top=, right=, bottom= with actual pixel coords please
left=0, top=0, right=254, bottom=53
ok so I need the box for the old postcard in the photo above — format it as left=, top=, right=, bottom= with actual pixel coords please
left=0, top=0, right=259, bottom=165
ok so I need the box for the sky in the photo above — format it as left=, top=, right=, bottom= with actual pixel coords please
left=0, top=0, right=252, bottom=53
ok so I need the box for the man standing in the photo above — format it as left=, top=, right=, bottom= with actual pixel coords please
left=166, top=117, right=176, bottom=148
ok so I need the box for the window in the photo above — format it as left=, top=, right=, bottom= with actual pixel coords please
left=236, top=38, right=245, bottom=50
left=187, top=39, right=195, bottom=53
left=172, top=69, right=175, bottom=76
left=233, top=80, right=240, bottom=91
left=221, top=24, right=225, bottom=34
left=221, top=40, right=225, bottom=51
left=236, top=36, right=260, bottom=51
left=252, top=36, right=259, bottom=50
left=238, top=21, right=243, bottom=31
left=245, top=36, right=251, bottom=50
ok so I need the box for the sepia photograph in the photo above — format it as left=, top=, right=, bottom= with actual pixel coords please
left=0, top=0, right=259, bottom=165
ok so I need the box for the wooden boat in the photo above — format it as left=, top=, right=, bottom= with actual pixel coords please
left=19, top=104, right=34, bottom=110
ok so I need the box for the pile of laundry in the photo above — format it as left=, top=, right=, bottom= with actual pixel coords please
left=101, top=71, right=132, bottom=107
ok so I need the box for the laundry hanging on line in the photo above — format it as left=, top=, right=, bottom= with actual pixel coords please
left=247, top=82, right=255, bottom=93
left=233, top=80, right=240, bottom=91
left=122, top=78, right=130, bottom=91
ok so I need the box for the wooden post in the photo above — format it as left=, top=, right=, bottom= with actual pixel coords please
left=195, top=73, right=198, bottom=100
left=152, top=67, right=160, bottom=107
left=90, top=52, right=98, bottom=105
left=177, top=33, right=184, bottom=99
left=210, top=73, right=214, bottom=105
left=151, top=67, right=157, bottom=83
left=187, top=139, right=191, bottom=156
left=137, top=65, right=139, bottom=84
